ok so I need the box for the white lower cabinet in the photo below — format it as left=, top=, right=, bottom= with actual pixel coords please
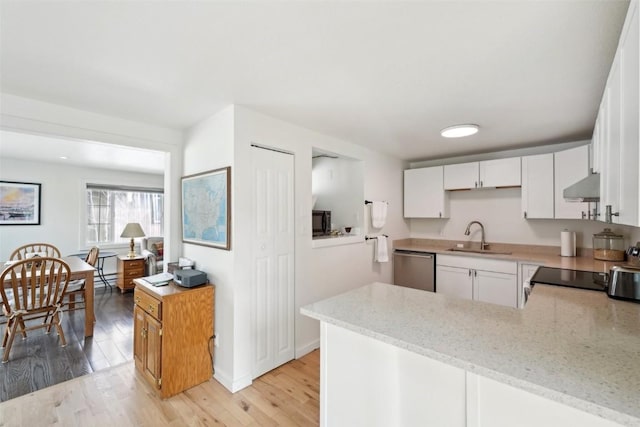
left=474, top=270, right=518, bottom=308
left=436, top=254, right=518, bottom=308
left=436, top=265, right=474, bottom=300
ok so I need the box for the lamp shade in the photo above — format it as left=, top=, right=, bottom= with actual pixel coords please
left=120, top=223, right=146, bottom=238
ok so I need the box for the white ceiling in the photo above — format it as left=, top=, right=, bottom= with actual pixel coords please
left=0, top=0, right=631, bottom=163
left=0, top=130, right=166, bottom=174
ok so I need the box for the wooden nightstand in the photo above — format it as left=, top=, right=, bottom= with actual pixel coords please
left=117, top=255, right=145, bottom=293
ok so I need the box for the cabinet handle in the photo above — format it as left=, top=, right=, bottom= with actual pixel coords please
left=149, top=305, right=155, bottom=313
left=480, top=180, right=483, bottom=188
left=474, top=270, right=477, bottom=277
left=475, top=181, right=478, bottom=188
left=468, top=269, right=472, bottom=277
left=141, top=328, right=147, bottom=338
left=439, top=211, right=442, bottom=218
left=135, top=297, right=140, bottom=304
left=524, top=211, right=527, bottom=219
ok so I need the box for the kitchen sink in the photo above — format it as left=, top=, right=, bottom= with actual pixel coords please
left=447, top=248, right=512, bottom=255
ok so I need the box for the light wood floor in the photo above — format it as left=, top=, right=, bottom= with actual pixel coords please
left=0, top=349, right=320, bottom=426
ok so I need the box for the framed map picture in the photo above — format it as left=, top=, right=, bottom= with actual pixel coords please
left=181, top=167, right=231, bottom=250
left=0, top=181, right=41, bottom=225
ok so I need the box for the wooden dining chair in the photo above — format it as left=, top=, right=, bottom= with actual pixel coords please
left=62, top=246, right=99, bottom=312
left=0, top=257, right=71, bottom=363
left=10, top=243, right=61, bottom=260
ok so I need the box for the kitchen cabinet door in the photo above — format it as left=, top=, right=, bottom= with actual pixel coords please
left=521, top=153, right=554, bottom=219
left=444, top=162, right=479, bottom=190
left=134, top=305, right=162, bottom=389
left=474, top=270, right=518, bottom=308
left=554, top=145, right=590, bottom=219
left=480, top=157, right=521, bottom=188
left=404, top=167, right=449, bottom=218
left=619, top=1, right=639, bottom=227
left=436, top=265, right=473, bottom=300
left=603, top=57, right=622, bottom=221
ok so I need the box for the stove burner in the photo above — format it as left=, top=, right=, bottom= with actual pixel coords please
left=530, top=267, right=608, bottom=292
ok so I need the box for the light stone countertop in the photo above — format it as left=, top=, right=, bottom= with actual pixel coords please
left=301, top=282, right=640, bottom=426
left=393, top=238, right=630, bottom=273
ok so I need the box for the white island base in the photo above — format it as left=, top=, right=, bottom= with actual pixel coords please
left=322, top=323, right=619, bottom=427
left=301, top=283, right=639, bottom=427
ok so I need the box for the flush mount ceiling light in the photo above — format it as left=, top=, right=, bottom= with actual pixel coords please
left=440, top=124, right=479, bottom=138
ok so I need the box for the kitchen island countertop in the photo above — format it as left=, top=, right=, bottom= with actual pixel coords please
left=302, top=282, right=640, bottom=426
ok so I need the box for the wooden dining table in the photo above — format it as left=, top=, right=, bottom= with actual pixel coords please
left=2, top=256, right=96, bottom=337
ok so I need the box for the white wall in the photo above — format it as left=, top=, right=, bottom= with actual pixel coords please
left=182, top=106, right=239, bottom=390
left=234, top=105, right=410, bottom=383
left=409, top=188, right=640, bottom=249
left=184, top=105, right=410, bottom=392
left=0, top=158, right=163, bottom=272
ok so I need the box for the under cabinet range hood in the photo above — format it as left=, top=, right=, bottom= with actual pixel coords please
left=563, top=172, right=600, bottom=202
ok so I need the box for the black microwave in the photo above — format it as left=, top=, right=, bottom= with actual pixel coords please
left=312, top=210, right=331, bottom=236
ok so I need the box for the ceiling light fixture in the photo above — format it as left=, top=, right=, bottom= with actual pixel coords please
left=440, top=124, right=479, bottom=138
left=59, top=156, right=68, bottom=160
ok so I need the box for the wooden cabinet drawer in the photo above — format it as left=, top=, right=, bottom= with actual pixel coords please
left=127, top=259, right=145, bottom=270
left=125, top=266, right=145, bottom=277
left=134, top=288, right=162, bottom=320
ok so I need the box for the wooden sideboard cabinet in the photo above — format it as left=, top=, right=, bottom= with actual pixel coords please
left=117, top=255, right=145, bottom=293
left=132, top=278, right=215, bottom=399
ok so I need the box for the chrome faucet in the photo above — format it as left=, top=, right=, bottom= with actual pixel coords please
left=464, top=221, right=489, bottom=250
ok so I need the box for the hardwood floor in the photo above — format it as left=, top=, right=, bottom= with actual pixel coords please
left=0, top=349, right=320, bottom=426
left=1, top=285, right=321, bottom=426
left=0, top=285, right=135, bottom=402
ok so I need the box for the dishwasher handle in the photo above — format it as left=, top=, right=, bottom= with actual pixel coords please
left=394, top=251, right=434, bottom=259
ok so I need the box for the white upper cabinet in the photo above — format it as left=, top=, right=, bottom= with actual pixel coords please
left=618, top=0, right=640, bottom=227
left=444, top=157, right=521, bottom=190
left=592, top=0, right=639, bottom=226
left=554, top=145, right=590, bottom=219
left=521, top=153, right=554, bottom=219
left=602, top=57, right=622, bottom=219
left=443, top=162, right=479, bottom=190
left=479, top=158, right=521, bottom=188
left=404, top=166, right=449, bottom=218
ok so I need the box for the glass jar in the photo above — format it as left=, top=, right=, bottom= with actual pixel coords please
left=592, top=228, right=626, bottom=261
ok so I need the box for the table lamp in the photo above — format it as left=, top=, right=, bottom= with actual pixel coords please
left=120, top=223, right=146, bottom=258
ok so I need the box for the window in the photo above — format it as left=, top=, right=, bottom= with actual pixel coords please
left=86, top=184, right=163, bottom=245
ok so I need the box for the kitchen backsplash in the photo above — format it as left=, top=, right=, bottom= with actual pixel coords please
left=409, top=188, right=640, bottom=248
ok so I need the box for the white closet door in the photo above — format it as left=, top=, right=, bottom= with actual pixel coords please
left=251, top=146, right=295, bottom=379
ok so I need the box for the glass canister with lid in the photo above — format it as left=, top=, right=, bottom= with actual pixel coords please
left=592, top=228, right=626, bottom=261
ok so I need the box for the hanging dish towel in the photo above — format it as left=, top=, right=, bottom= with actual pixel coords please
left=375, top=236, right=389, bottom=263
left=371, top=201, right=387, bottom=228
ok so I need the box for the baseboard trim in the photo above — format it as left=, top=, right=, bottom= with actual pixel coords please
left=213, top=367, right=252, bottom=393
left=296, top=338, right=320, bottom=359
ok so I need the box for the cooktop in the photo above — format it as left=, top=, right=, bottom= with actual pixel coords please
left=530, top=267, right=608, bottom=292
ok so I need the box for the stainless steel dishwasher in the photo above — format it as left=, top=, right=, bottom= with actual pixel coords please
left=393, top=250, right=435, bottom=292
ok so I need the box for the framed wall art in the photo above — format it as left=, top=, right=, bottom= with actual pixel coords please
left=181, top=167, right=231, bottom=250
left=0, top=181, right=42, bottom=225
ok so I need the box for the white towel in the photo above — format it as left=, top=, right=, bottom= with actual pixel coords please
left=375, top=236, right=389, bottom=263
left=371, top=201, right=387, bottom=228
